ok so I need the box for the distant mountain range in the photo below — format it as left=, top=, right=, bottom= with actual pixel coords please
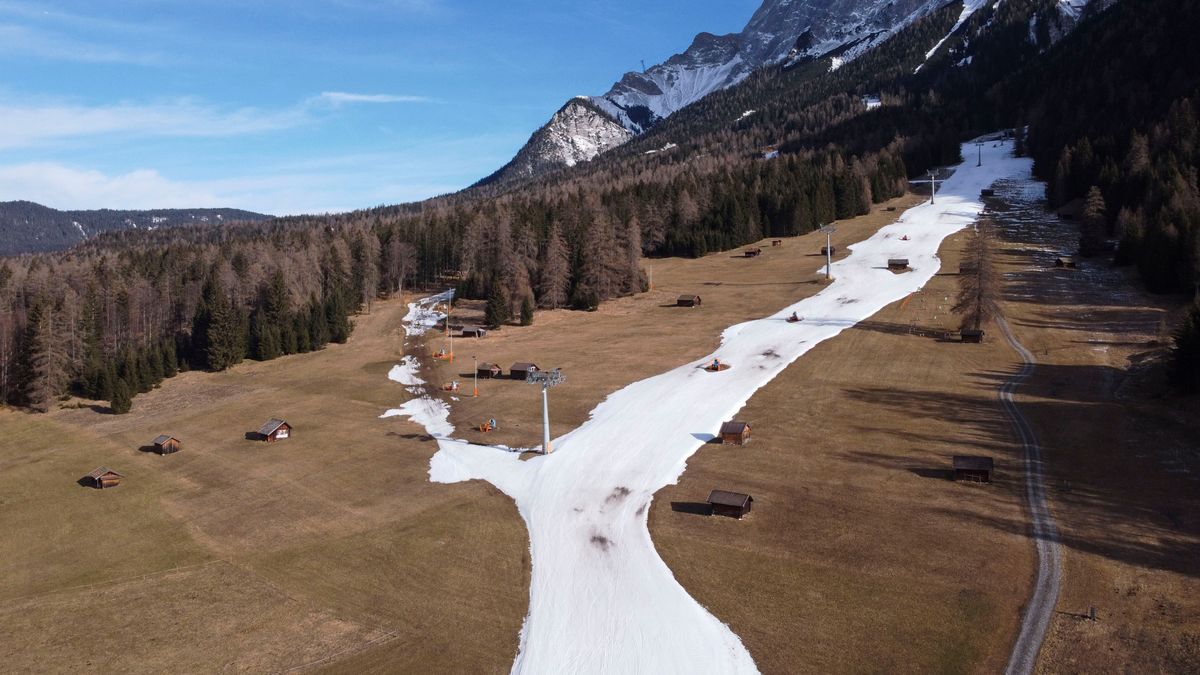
left=0, top=201, right=271, bottom=256
left=482, top=0, right=1096, bottom=185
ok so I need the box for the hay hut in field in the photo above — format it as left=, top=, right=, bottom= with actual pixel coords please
left=981, top=188, right=995, bottom=197
left=888, top=258, right=910, bottom=270
left=744, top=247, right=762, bottom=258
left=718, top=421, right=752, bottom=446
left=771, top=239, right=783, bottom=247
left=1055, top=256, right=1077, bottom=269
left=959, top=262, right=978, bottom=275
left=961, top=329, right=984, bottom=343
left=152, top=435, right=181, bottom=454
left=821, top=245, right=836, bottom=256
left=477, top=362, right=502, bottom=379
left=707, top=490, right=753, bottom=519
left=510, top=363, right=540, bottom=381
left=258, top=419, right=292, bottom=442
left=677, top=294, right=702, bottom=307
left=953, top=455, right=994, bottom=483
left=83, top=467, right=123, bottom=489
left=461, top=327, right=487, bottom=338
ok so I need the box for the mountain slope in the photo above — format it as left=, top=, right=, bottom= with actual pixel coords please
left=0, top=201, right=271, bottom=256
left=485, top=0, right=999, bottom=185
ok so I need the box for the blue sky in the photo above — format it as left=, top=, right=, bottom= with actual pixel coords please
left=0, top=0, right=758, bottom=214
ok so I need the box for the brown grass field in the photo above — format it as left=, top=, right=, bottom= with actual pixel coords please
left=1, top=189, right=1195, bottom=673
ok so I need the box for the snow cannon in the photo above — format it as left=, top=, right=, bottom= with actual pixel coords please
left=703, top=358, right=732, bottom=373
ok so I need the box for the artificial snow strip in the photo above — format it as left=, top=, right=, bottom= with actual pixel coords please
left=387, top=141, right=1033, bottom=674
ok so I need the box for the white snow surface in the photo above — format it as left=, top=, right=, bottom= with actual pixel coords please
left=390, top=141, right=1032, bottom=674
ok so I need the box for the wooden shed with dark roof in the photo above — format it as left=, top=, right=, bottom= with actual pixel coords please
left=718, top=421, right=752, bottom=446
left=461, top=327, right=487, bottom=338
left=707, top=490, right=753, bottom=519
left=477, top=362, right=502, bottom=379
left=743, top=247, right=763, bottom=258
left=953, top=455, right=994, bottom=483
left=258, top=418, right=292, bottom=442
left=152, top=435, right=181, bottom=454
left=961, top=329, right=984, bottom=344
left=510, top=363, right=540, bottom=381
left=677, top=294, right=702, bottom=307
left=888, top=258, right=910, bottom=270
left=83, top=467, right=123, bottom=489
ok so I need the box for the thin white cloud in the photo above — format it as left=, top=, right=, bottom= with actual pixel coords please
left=0, top=98, right=307, bottom=150
left=0, top=23, right=165, bottom=65
left=313, top=91, right=437, bottom=106
left=0, top=163, right=222, bottom=211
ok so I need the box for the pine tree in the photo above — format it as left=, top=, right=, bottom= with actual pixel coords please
left=1080, top=185, right=1108, bottom=255
left=485, top=283, right=511, bottom=328
left=19, top=298, right=66, bottom=412
left=520, top=295, right=535, bottom=326
left=538, top=224, right=571, bottom=309
left=1172, top=299, right=1200, bottom=393
left=191, top=276, right=242, bottom=371
left=110, top=377, right=132, bottom=415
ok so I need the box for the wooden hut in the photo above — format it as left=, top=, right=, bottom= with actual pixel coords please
left=820, top=245, right=837, bottom=256
left=961, top=329, right=984, bottom=343
left=477, top=362, right=502, bottom=379
left=677, top=294, right=702, bottom=308
left=718, top=421, right=752, bottom=446
left=980, top=188, right=995, bottom=197
left=771, top=239, right=783, bottom=247
left=510, top=363, right=540, bottom=381
left=1055, top=256, right=1077, bottom=269
left=888, top=258, right=910, bottom=270
left=743, top=247, right=762, bottom=258
left=953, top=455, right=994, bottom=483
left=461, top=327, right=487, bottom=338
left=258, top=418, right=292, bottom=442
left=707, top=490, right=754, bottom=519
left=83, top=467, right=123, bottom=489
left=1056, top=198, right=1084, bottom=221
left=959, top=262, right=978, bottom=275
left=152, top=435, right=182, bottom=454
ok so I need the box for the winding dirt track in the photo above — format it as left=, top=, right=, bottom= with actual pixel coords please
left=996, top=314, right=1062, bottom=675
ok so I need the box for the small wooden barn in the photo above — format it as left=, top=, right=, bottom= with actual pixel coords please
left=744, top=247, right=762, bottom=258
left=707, top=490, right=754, bottom=519
left=477, top=362, right=502, bottom=379
left=677, top=294, right=702, bottom=307
left=83, top=467, right=123, bottom=489
left=888, top=258, right=910, bottom=270
left=152, top=435, right=182, bottom=454
left=959, top=262, right=978, bottom=275
left=461, top=327, right=487, bottom=338
left=510, top=362, right=540, bottom=381
left=771, top=239, right=783, bottom=247
left=1056, top=198, right=1084, bottom=221
left=961, top=329, right=984, bottom=343
left=718, top=421, right=752, bottom=446
left=258, top=418, right=292, bottom=442
left=821, top=245, right=837, bottom=256
left=980, top=188, right=995, bottom=197
left=1055, top=256, right=1077, bottom=269
left=953, top=455, right=994, bottom=483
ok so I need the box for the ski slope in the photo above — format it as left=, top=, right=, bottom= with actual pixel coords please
left=388, top=140, right=1033, bottom=674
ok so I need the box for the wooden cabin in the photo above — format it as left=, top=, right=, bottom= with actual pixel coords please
left=959, top=263, right=978, bottom=275
left=744, top=247, right=762, bottom=258
left=707, top=490, right=754, bottom=519
left=953, top=455, right=994, bottom=483
left=510, top=362, right=540, bottom=381
left=152, top=435, right=181, bottom=455
left=961, top=329, right=985, bottom=343
left=888, top=258, right=910, bottom=270
left=83, top=467, right=123, bottom=489
left=820, top=245, right=836, bottom=256
left=477, top=362, right=502, bottom=379
left=771, top=239, right=783, bottom=247
left=461, top=327, right=487, bottom=338
left=677, top=294, right=702, bottom=308
left=981, top=188, right=996, bottom=197
left=258, top=418, right=292, bottom=442
left=885, top=206, right=897, bottom=212
left=1055, top=256, right=1077, bottom=269
left=1056, top=198, right=1084, bottom=221
left=718, top=421, right=752, bottom=446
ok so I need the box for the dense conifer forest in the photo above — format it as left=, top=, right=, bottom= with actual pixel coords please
left=2, top=0, right=1199, bottom=410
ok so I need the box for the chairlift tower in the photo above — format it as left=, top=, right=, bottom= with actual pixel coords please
left=820, top=223, right=838, bottom=280
left=911, top=170, right=944, bottom=205
left=472, top=355, right=478, bottom=397
left=527, top=368, right=565, bottom=454
left=975, top=141, right=985, bottom=167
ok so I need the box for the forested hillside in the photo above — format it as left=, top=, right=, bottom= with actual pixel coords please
left=3, top=0, right=1199, bottom=410
left=0, top=200, right=270, bottom=256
